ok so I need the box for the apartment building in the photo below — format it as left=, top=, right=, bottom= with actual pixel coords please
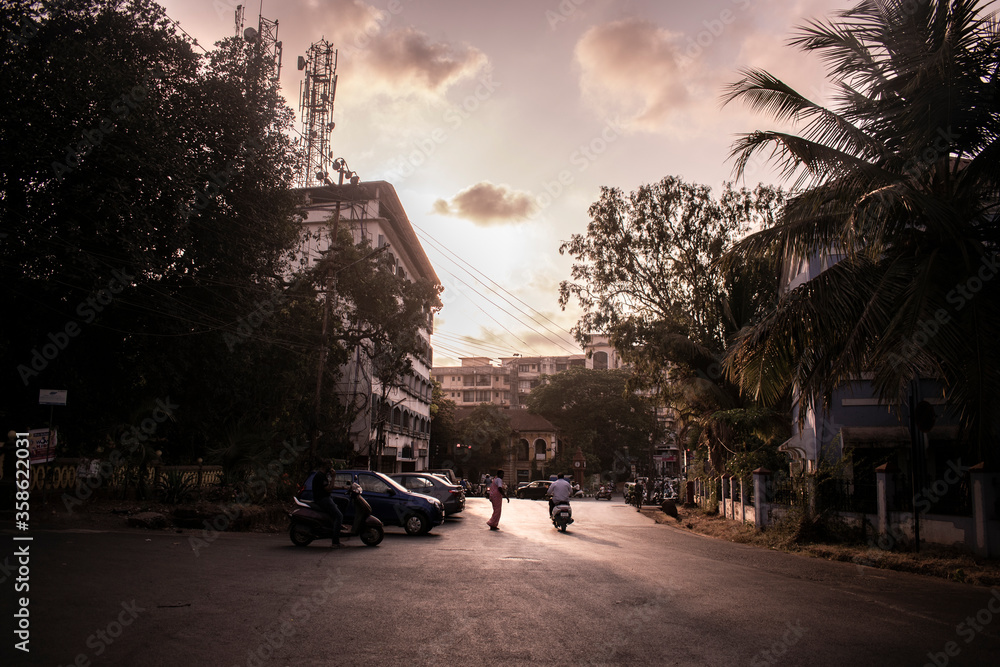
left=299, top=181, right=440, bottom=472
left=432, top=336, right=625, bottom=409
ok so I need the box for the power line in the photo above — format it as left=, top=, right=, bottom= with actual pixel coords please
left=413, top=223, right=582, bottom=354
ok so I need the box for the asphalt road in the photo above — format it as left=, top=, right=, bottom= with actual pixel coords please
left=2, top=497, right=999, bottom=666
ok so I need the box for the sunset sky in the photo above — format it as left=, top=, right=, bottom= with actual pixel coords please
left=159, top=0, right=854, bottom=366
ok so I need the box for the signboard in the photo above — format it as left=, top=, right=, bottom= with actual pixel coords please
left=39, top=389, right=68, bottom=406
left=29, top=428, right=58, bottom=464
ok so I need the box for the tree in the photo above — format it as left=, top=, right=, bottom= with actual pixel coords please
left=1, top=0, right=304, bottom=466
left=558, top=177, right=786, bottom=470
left=429, top=381, right=459, bottom=466
left=454, top=404, right=511, bottom=481
left=722, top=0, right=1000, bottom=462
left=525, top=367, right=658, bottom=477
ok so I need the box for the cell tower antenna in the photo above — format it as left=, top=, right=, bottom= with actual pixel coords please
left=297, top=39, right=338, bottom=188
left=236, top=4, right=282, bottom=99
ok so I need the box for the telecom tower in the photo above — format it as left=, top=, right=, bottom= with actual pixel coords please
left=234, top=4, right=282, bottom=95
left=297, top=40, right=338, bottom=187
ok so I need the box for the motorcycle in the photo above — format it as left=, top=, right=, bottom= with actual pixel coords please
left=289, top=482, right=384, bottom=547
left=596, top=484, right=613, bottom=501
left=550, top=500, right=574, bottom=533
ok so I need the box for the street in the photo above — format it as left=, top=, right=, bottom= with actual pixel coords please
left=3, top=497, right=999, bottom=666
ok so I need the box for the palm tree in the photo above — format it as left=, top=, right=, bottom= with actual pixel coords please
left=721, top=0, right=1000, bottom=463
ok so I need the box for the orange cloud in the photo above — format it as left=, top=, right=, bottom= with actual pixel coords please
left=433, top=182, right=535, bottom=226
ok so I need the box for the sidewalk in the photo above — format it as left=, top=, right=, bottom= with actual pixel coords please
left=644, top=504, right=1000, bottom=587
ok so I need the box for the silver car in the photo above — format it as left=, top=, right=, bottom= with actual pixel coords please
left=389, top=472, right=466, bottom=515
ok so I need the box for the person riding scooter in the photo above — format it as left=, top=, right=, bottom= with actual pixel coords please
left=310, top=459, right=344, bottom=548
left=547, top=473, right=573, bottom=516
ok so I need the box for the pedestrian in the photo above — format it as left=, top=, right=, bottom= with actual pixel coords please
left=634, top=478, right=645, bottom=512
left=486, top=469, right=508, bottom=530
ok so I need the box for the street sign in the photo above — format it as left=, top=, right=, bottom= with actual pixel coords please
left=39, top=389, right=68, bottom=406
left=29, top=428, right=58, bottom=464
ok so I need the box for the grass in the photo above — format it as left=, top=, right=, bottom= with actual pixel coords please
left=646, top=504, right=1000, bottom=587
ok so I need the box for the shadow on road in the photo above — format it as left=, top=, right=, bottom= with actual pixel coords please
left=545, top=527, right=621, bottom=548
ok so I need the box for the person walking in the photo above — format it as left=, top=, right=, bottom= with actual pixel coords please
left=486, top=469, right=508, bottom=530
left=634, top=478, right=645, bottom=512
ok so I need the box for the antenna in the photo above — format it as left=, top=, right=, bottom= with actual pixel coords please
left=235, top=3, right=282, bottom=98
left=297, top=39, right=338, bottom=188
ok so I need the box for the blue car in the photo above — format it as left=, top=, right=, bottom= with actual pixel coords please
left=329, top=470, right=444, bottom=535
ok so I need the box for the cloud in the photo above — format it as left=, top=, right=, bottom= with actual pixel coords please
left=303, top=0, right=384, bottom=42
left=361, top=27, right=488, bottom=96
left=433, top=182, right=535, bottom=225
left=574, top=18, right=692, bottom=132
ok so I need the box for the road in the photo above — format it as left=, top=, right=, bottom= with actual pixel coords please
left=2, top=496, right=999, bottom=666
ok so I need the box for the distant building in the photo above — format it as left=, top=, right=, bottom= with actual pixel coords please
left=433, top=335, right=679, bottom=480
left=431, top=335, right=624, bottom=409
left=298, top=181, right=440, bottom=472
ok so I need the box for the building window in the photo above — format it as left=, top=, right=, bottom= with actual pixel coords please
left=516, top=439, right=530, bottom=461
left=463, top=391, right=475, bottom=402
left=593, top=351, right=609, bottom=370
left=518, top=365, right=529, bottom=372
left=534, top=439, right=547, bottom=460
left=519, top=381, right=531, bottom=392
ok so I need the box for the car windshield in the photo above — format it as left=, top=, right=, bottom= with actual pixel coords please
left=341, top=471, right=409, bottom=495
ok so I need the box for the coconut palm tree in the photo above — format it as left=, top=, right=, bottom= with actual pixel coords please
left=721, top=0, right=1000, bottom=463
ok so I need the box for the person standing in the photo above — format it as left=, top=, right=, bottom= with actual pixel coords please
left=634, top=478, right=645, bottom=512
left=486, top=469, right=508, bottom=530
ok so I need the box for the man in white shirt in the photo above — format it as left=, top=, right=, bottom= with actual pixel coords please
left=547, top=473, right=573, bottom=517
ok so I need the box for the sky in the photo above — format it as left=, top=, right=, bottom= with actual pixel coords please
left=158, top=0, right=855, bottom=366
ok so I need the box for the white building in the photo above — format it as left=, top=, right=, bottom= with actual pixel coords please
left=298, top=181, right=440, bottom=472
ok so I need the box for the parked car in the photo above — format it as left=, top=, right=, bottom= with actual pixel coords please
left=389, top=472, right=466, bottom=515
left=329, top=470, right=444, bottom=535
left=425, top=468, right=459, bottom=485
left=515, top=480, right=552, bottom=500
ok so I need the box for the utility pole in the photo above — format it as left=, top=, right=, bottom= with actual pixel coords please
left=310, top=161, right=358, bottom=459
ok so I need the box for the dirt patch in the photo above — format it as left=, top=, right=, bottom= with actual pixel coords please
left=28, top=496, right=291, bottom=534
left=646, top=505, right=1000, bottom=587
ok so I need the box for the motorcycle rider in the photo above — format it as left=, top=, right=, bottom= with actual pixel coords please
left=547, top=473, right=573, bottom=517
left=311, top=459, right=344, bottom=548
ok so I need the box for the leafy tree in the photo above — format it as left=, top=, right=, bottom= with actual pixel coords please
left=721, top=0, right=1000, bottom=462
left=429, top=380, right=459, bottom=466
left=525, top=367, right=658, bottom=477
left=454, top=403, right=511, bottom=481
left=558, top=177, right=786, bottom=470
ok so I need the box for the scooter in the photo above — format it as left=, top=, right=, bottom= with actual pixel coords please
left=596, top=484, right=613, bottom=500
left=550, top=501, right=574, bottom=533
left=289, top=482, right=384, bottom=547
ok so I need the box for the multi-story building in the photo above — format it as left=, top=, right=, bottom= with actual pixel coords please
left=299, top=181, right=440, bottom=472
left=431, top=336, right=626, bottom=409
left=431, top=336, right=682, bottom=480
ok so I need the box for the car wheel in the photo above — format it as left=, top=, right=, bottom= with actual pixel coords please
left=360, top=524, right=384, bottom=547
left=404, top=512, right=428, bottom=535
left=289, top=523, right=313, bottom=547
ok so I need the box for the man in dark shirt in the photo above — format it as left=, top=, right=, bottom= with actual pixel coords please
left=634, top=479, right=645, bottom=512
left=312, top=460, right=344, bottom=548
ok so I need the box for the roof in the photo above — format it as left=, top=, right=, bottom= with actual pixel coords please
left=297, top=180, right=440, bottom=286
left=453, top=407, right=558, bottom=433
